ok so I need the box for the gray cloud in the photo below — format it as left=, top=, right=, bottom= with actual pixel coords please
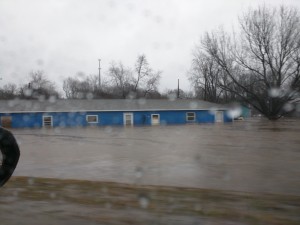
left=0, top=0, right=299, bottom=92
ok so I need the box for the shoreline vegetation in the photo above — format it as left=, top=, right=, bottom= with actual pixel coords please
left=1, top=176, right=299, bottom=225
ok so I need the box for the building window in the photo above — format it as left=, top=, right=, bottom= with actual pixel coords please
left=86, top=115, right=98, bottom=123
left=151, top=114, right=160, bottom=125
left=186, top=112, right=196, bottom=122
left=43, top=116, right=53, bottom=127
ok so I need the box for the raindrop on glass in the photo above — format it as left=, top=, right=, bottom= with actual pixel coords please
left=227, top=106, right=242, bottom=119
left=27, top=178, right=35, bottom=185
left=86, top=92, right=94, bottom=100
left=24, top=89, right=33, bottom=97
left=189, top=101, right=198, bottom=109
left=135, top=167, right=144, bottom=179
left=49, top=192, right=57, bottom=199
left=268, top=88, right=281, bottom=98
left=138, top=194, right=149, bottom=209
left=49, top=95, right=57, bottom=103
left=167, top=93, right=176, bottom=101
left=283, top=103, right=294, bottom=112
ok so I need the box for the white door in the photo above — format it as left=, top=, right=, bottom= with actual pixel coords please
left=151, top=114, right=160, bottom=125
left=215, top=111, right=224, bottom=123
left=124, top=113, right=133, bottom=126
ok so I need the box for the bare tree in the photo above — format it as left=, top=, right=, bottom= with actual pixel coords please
left=63, top=77, right=79, bottom=99
left=193, top=5, right=300, bottom=120
left=0, top=83, right=18, bottom=99
left=19, top=71, right=60, bottom=99
left=63, top=74, right=111, bottom=99
left=133, top=54, right=161, bottom=97
left=108, top=62, right=133, bottom=98
left=189, top=50, right=225, bottom=102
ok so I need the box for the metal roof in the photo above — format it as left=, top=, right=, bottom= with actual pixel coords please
left=0, top=99, right=228, bottom=113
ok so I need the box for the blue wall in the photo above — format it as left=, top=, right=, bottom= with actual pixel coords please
left=0, top=110, right=232, bottom=128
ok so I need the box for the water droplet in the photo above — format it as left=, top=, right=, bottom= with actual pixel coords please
left=86, top=92, right=94, bottom=100
left=296, top=103, right=300, bottom=112
left=59, top=121, right=66, bottom=127
left=161, top=120, right=167, bottom=126
left=194, top=203, right=202, bottom=211
left=36, top=59, right=44, bottom=66
left=135, top=167, right=144, bottom=179
left=268, top=88, right=282, bottom=98
left=27, top=178, right=35, bottom=185
left=167, top=93, right=176, bottom=101
left=283, top=103, right=294, bottom=112
left=13, top=190, right=19, bottom=197
left=138, top=98, right=146, bottom=105
left=227, top=106, right=242, bottom=119
left=104, top=126, right=113, bottom=133
left=49, top=192, right=57, bottom=199
left=23, top=115, right=30, bottom=122
left=77, top=92, right=84, bottom=99
left=189, top=102, right=198, bottom=109
left=54, top=127, right=61, bottom=134
left=223, top=172, right=231, bottom=181
left=105, top=202, right=112, bottom=209
left=101, top=186, right=108, bottom=194
left=127, top=92, right=137, bottom=99
left=138, top=194, right=149, bottom=209
left=195, top=154, right=201, bottom=161
left=24, top=88, right=33, bottom=97
left=209, top=107, right=217, bottom=115
left=38, top=95, right=45, bottom=102
left=49, top=95, right=57, bottom=103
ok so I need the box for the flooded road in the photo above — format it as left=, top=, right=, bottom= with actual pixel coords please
left=11, top=118, right=300, bottom=195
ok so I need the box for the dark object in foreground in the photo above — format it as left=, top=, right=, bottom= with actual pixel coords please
left=0, top=127, right=20, bottom=187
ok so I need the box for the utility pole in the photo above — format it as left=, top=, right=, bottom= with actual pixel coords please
left=177, top=79, right=180, bottom=99
left=98, top=59, right=101, bottom=89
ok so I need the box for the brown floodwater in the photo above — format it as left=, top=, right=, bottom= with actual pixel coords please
left=11, top=117, right=300, bottom=195
left=1, top=118, right=300, bottom=225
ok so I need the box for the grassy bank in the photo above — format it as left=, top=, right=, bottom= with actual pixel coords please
left=1, top=176, right=300, bottom=225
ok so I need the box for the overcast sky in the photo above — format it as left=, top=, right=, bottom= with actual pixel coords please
left=0, top=0, right=299, bottom=93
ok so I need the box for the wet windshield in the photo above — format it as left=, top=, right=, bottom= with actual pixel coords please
left=0, top=1, right=300, bottom=225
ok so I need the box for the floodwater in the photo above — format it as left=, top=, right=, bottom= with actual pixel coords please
left=12, top=118, right=300, bottom=195
left=1, top=118, right=300, bottom=225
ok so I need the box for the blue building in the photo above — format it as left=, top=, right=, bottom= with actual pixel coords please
left=0, top=99, right=233, bottom=128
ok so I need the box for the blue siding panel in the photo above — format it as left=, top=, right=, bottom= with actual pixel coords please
left=224, top=112, right=233, bottom=122
left=100, top=112, right=123, bottom=126
left=0, top=109, right=231, bottom=128
left=196, top=111, right=215, bottom=123
left=10, top=113, right=43, bottom=128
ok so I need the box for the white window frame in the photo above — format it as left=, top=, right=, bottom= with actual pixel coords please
left=151, top=114, right=160, bottom=125
left=123, top=113, right=133, bottom=126
left=186, top=112, right=196, bottom=122
left=43, top=115, right=53, bottom=127
left=86, top=115, right=98, bottom=123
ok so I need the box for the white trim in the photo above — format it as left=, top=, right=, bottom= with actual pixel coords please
left=186, top=112, right=196, bottom=122
left=123, top=113, right=133, bottom=126
left=43, top=115, right=53, bottom=127
left=151, top=114, right=160, bottom=125
left=86, top=115, right=98, bottom=123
